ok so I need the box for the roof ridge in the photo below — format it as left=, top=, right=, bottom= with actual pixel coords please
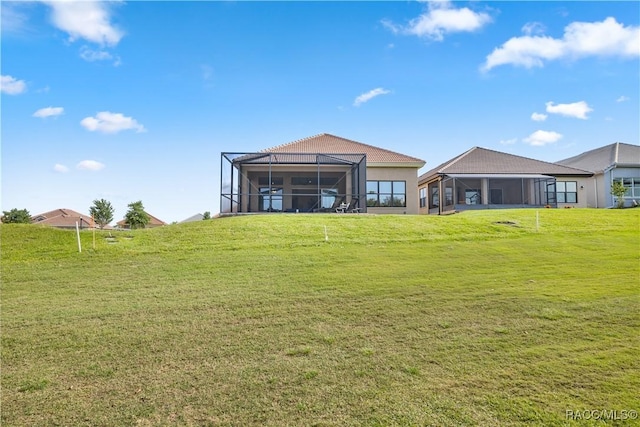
left=437, top=146, right=478, bottom=172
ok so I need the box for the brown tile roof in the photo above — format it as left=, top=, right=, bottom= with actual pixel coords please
left=261, top=133, right=425, bottom=166
left=31, top=208, right=95, bottom=228
left=557, top=142, right=640, bottom=173
left=419, top=147, right=593, bottom=183
left=116, top=211, right=166, bottom=227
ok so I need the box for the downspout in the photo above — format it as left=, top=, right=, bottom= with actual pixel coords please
left=438, top=177, right=443, bottom=215
left=594, top=176, right=598, bottom=208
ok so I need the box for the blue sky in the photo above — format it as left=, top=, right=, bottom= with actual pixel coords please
left=2, top=1, right=638, bottom=223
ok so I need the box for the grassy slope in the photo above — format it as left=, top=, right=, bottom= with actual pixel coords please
left=2, top=209, right=639, bottom=426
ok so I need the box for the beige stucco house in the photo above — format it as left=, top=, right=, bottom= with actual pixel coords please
left=557, top=142, right=640, bottom=208
left=418, top=147, right=594, bottom=215
left=221, top=133, right=426, bottom=214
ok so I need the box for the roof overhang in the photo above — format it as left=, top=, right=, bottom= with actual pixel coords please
left=444, top=174, right=555, bottom=179
left=368, top=161, right=426, bottom=168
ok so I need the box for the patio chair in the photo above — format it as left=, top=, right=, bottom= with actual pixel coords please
left=349, top=198, right=361, bottom=213
left=335, top=201, right=350, bottom=213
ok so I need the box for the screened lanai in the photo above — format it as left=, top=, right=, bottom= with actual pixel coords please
left=220, top=152, right=367, bottom=214
left=424, top=174, right=558, bottom=214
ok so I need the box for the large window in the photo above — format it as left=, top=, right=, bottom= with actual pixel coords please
left=367, top=181, right=406, bottom=207
left=259, top=187, right=283, bottom=211
left=613, top=178, right=640, bottom=198
left=556, top=181, right=577, bottom=203
left=419, top=187, right=427, bottom=208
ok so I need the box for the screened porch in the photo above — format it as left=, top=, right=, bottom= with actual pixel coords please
left=425, top=174, right=558, bottom=214
left=220, top=152, right=367, bottom=214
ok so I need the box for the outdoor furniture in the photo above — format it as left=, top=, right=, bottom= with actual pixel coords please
left=349, top=198, right=361, bottom=213
left=335, top=202, right=349, bottom=213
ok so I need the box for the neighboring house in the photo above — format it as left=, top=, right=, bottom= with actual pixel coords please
left=180, top=213, right=205, bottom=223
left=418, top=147, right=593, bottom=215
left=116, top=212, right=166, bottom=229
left=221, top=133, right=426, bottom=214
left=557, top=142, right=640, bottom=208
left=31, top=208, right=95, bottom=229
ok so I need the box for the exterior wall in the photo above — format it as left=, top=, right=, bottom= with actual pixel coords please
left=556, top=177, right=593, bottom=208
left=609, top=166, right=640, bottom=207
left=367, top=166, right=421, bottom=214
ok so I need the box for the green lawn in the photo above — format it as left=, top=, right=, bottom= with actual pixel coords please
left=2, top=209, right=639, bottom=426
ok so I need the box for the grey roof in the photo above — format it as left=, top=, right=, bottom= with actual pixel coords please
left=180, top=213, right=205, bottom=223
left=419, top=147, right=593, bottom=184
left=261, top=133, right=425, bottom=166
left=557, top=142, right=640, bottom=173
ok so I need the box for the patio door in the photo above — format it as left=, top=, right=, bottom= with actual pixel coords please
left=490, top=189, right=503, bottom=204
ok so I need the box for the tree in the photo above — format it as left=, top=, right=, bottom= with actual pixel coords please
left=1, top=208, right=31, bottom=224
left=89, top=199, right=115, bottom=229
left=124, top=201, right=150, bottom=229
left=203, top=211, right=211, bottom=220
left=611, top=180, right=627, bottom=208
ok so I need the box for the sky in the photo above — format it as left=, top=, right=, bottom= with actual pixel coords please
left=1, top=1, right=639, bottom=223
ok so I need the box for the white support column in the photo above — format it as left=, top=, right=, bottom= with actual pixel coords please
left=481, top=178, right=489, bottom=204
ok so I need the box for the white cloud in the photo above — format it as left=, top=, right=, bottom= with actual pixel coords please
left=482, top=17, right=639, bottom=71
left=42, top=0, right=123, bottom=46
left=522, top=22, right=546, bottom=36
left=33, top=106, right=64, bottom=118
left=77, top=160, right=105, bottom=171
left=1, top=75, right=27, bottom=95
left=353, top=88, right=391, bottom=107
left=499, top=138, right=517, bottom=145
left=1, top=3, right=29, bottom=35
left=80, top=111, right=146, bottom=134
left=616, top=95, right=629, bottom=103
left=531, top=112, right=548, bottom=122
left=79, top=46, right=120, bottom=65
left=523, top=130, right=563, bottom=146
left=54, top=163, right=69, bottom=173
left=383, top=1, right=492, bottom=41
left=545, top=101, right=593, bottom=119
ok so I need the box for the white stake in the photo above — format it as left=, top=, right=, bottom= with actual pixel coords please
left=76, top=221, right=82, bottom=253
left=324, top=225, right=329, bottom=242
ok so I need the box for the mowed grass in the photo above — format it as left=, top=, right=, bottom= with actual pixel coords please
left=2, top=209, right=639, bottom=426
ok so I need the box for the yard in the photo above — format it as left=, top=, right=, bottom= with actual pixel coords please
left=2, top=209, right=638, bottom=426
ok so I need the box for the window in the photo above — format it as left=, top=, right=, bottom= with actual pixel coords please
left=613, top=178, right=640, bottom=198
left=419, top=188, right=427, bottom=208
left=556, top=181, right=577, bottom=203
left=366, top=181, right=406, bottom=207
left=258, top=176, right=283, bottom=186
left=259, top=187, right=283, bottom=211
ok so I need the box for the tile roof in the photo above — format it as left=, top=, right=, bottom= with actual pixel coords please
left=116, top=211, right=166, bottom=227
left=557, top=142, right=640, bottom=173
left=419, top=147, right=593, bottom=183
left=260, top=133, right=425, bottom=166
left=31, top=208, right=94, bottom=228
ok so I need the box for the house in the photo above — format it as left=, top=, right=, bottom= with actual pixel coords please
left=556, top=142, right=640, bottom=208
left=221, top=133, right=426, bottom=214
left=180, top=213, right=205, bottom=223
left=116, top=212, right=166, bottom=229
left=418, top=147, right=593, bottom=215
left=31, top=208, right=95, bottom=229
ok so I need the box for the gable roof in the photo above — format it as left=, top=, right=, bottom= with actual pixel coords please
left=116, top=211, right=166, bottom=227
left=31, top=208, right=94, bottom=228
left=261, top=133, right=425, bottom=167
left=180, top=213, right=205, bottom=223
left=556, top=142, right=640, bottom=173
left=419, top=147, right=593, bottom=183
